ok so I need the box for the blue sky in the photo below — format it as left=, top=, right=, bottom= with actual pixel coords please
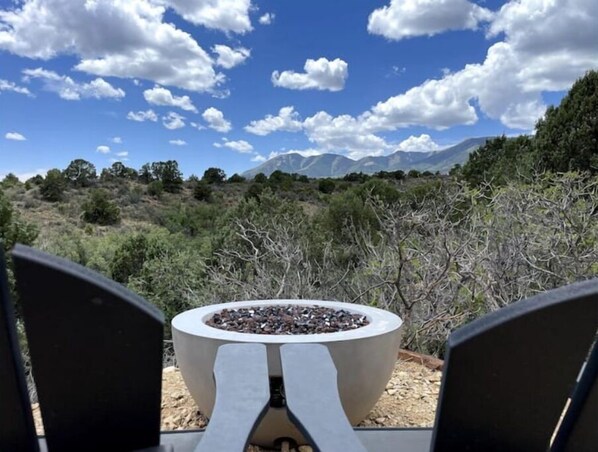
left=1, top=0, right=597, bottom=179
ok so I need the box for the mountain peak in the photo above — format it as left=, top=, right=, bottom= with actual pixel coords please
left=242, top=137, right=492, bottom=178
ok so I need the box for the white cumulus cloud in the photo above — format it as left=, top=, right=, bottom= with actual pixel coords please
left=5, top=132, right=26, bottom=141
left=219, top=138, right=253, bottom=153
left=0, top=79, right=31, bottom=96
left=251, top=154, right=266, bottom=162
left=396, top=134, right=441, bottom=152
left=22, top=68, right=125, bottom=100
left=272, top=58, right=348, bottom=92
left=285, top=149, right=323, bottom=158
left=112, top=136, right=122, bottom=143
left=262, top=149, right=323, bottom=162
left=143, top=85, right=197, bottom=112
left=303, top=111, right=391, bottom=159
left=361, top=76, right=478, bottom=131
left=368, top=0, right=493, bottom=40
left=157, top=0, right=252, bottom=34
left=127, top=109, right=158, bottom=122
left=169, top=139, right=187, bottom=146
left=212, top=45, right=250, bottom=69
left=0, top=0, right=225, bottom=93
left=202, top=107, right=231, bottom=132
left=247, top=1, right=598, bottom=158
left=245, top=106, right=303, bottom=136
left=259, top=13, right=275, bottom=25
left=96, top=145, right=111, bottom=154
left=365, top=0, right=598, bottom=131
left=162, top=111, right=186, bottom=130
left=116, top=151, right=129, bottom=157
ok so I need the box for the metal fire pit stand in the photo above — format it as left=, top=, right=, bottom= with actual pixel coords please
left=2, top=245, right=597, bottom=452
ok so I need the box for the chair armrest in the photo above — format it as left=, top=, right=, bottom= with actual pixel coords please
left=195, top=344, right=270, bottom=452
left=280, top=344, right=367, bottom=452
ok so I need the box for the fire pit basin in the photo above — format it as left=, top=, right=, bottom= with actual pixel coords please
left=172, top=300, right=402, bottom=447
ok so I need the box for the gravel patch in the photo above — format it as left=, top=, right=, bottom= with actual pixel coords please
left=206, top=305, right=369, bottom=334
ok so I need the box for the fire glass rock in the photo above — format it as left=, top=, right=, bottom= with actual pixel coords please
left=205, top=305, right=369, bottom=334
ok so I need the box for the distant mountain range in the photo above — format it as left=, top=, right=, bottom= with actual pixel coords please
left=242, top=137, right=492, bottom=179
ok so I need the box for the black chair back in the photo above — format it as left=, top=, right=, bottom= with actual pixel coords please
left=431, top=279, right=598, bottom=451
left=0, top=250, right=38, bottom=452
left=12, top=245, right=165, bottom=452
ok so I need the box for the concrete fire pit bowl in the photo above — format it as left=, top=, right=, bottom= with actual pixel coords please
left=172, top=300, right=403, bottom=447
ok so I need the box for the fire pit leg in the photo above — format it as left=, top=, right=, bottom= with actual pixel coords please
left=195, top=344, right=270, bottom=452
left=280, top=344, right=367, bottom=452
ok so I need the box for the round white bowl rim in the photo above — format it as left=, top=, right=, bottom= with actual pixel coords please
left=172, top=299, right=402, bottom=343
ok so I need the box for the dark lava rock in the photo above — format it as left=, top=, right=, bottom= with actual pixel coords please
left=206, top=305, right=369, bottom=335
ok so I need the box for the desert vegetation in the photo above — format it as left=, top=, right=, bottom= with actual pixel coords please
left=1, top=71, right=597, bottom=364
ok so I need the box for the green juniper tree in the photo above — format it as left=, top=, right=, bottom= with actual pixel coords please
left=40, top=169, right=66, bottom=202
left=63, top=159, right=97, bottom=187
left=81, top=189, right=121, bottom=225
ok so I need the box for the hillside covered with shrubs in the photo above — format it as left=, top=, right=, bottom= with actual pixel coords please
left=1, top=71, right=597, bottom=360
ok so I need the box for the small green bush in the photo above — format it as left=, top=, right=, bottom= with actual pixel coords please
left=26, top=175, right=44, bottom=186
left=202, top=167, right=226, bottom=184
left=110, top=233, right=160, bottom=283
left=193, top=182, right=213, bottom=202
left=2, top=173, right=20, bottom=188
left=318, top=179, right=336, bottom=194
left=253, top=173, right=267, bottom=183
left=245, top=182, right=265, bottom=201
left=343, top=172, right=370, bottom=183
left=355, top=179, right=400, bottom=204
left=228, top=173, right=246, bottom=183
left=0, top=190, right=38, bottom=252
left=81, top=189, right=121, bottom=225
left=128, top=248, right=204, bottom=338
left=147, top=180, right=164, bottom=197
left=40, top=169, right=66, bottom=202
left=23, top=196, right=40, bottom=209
left=128, top=186, right=143, bottom=204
